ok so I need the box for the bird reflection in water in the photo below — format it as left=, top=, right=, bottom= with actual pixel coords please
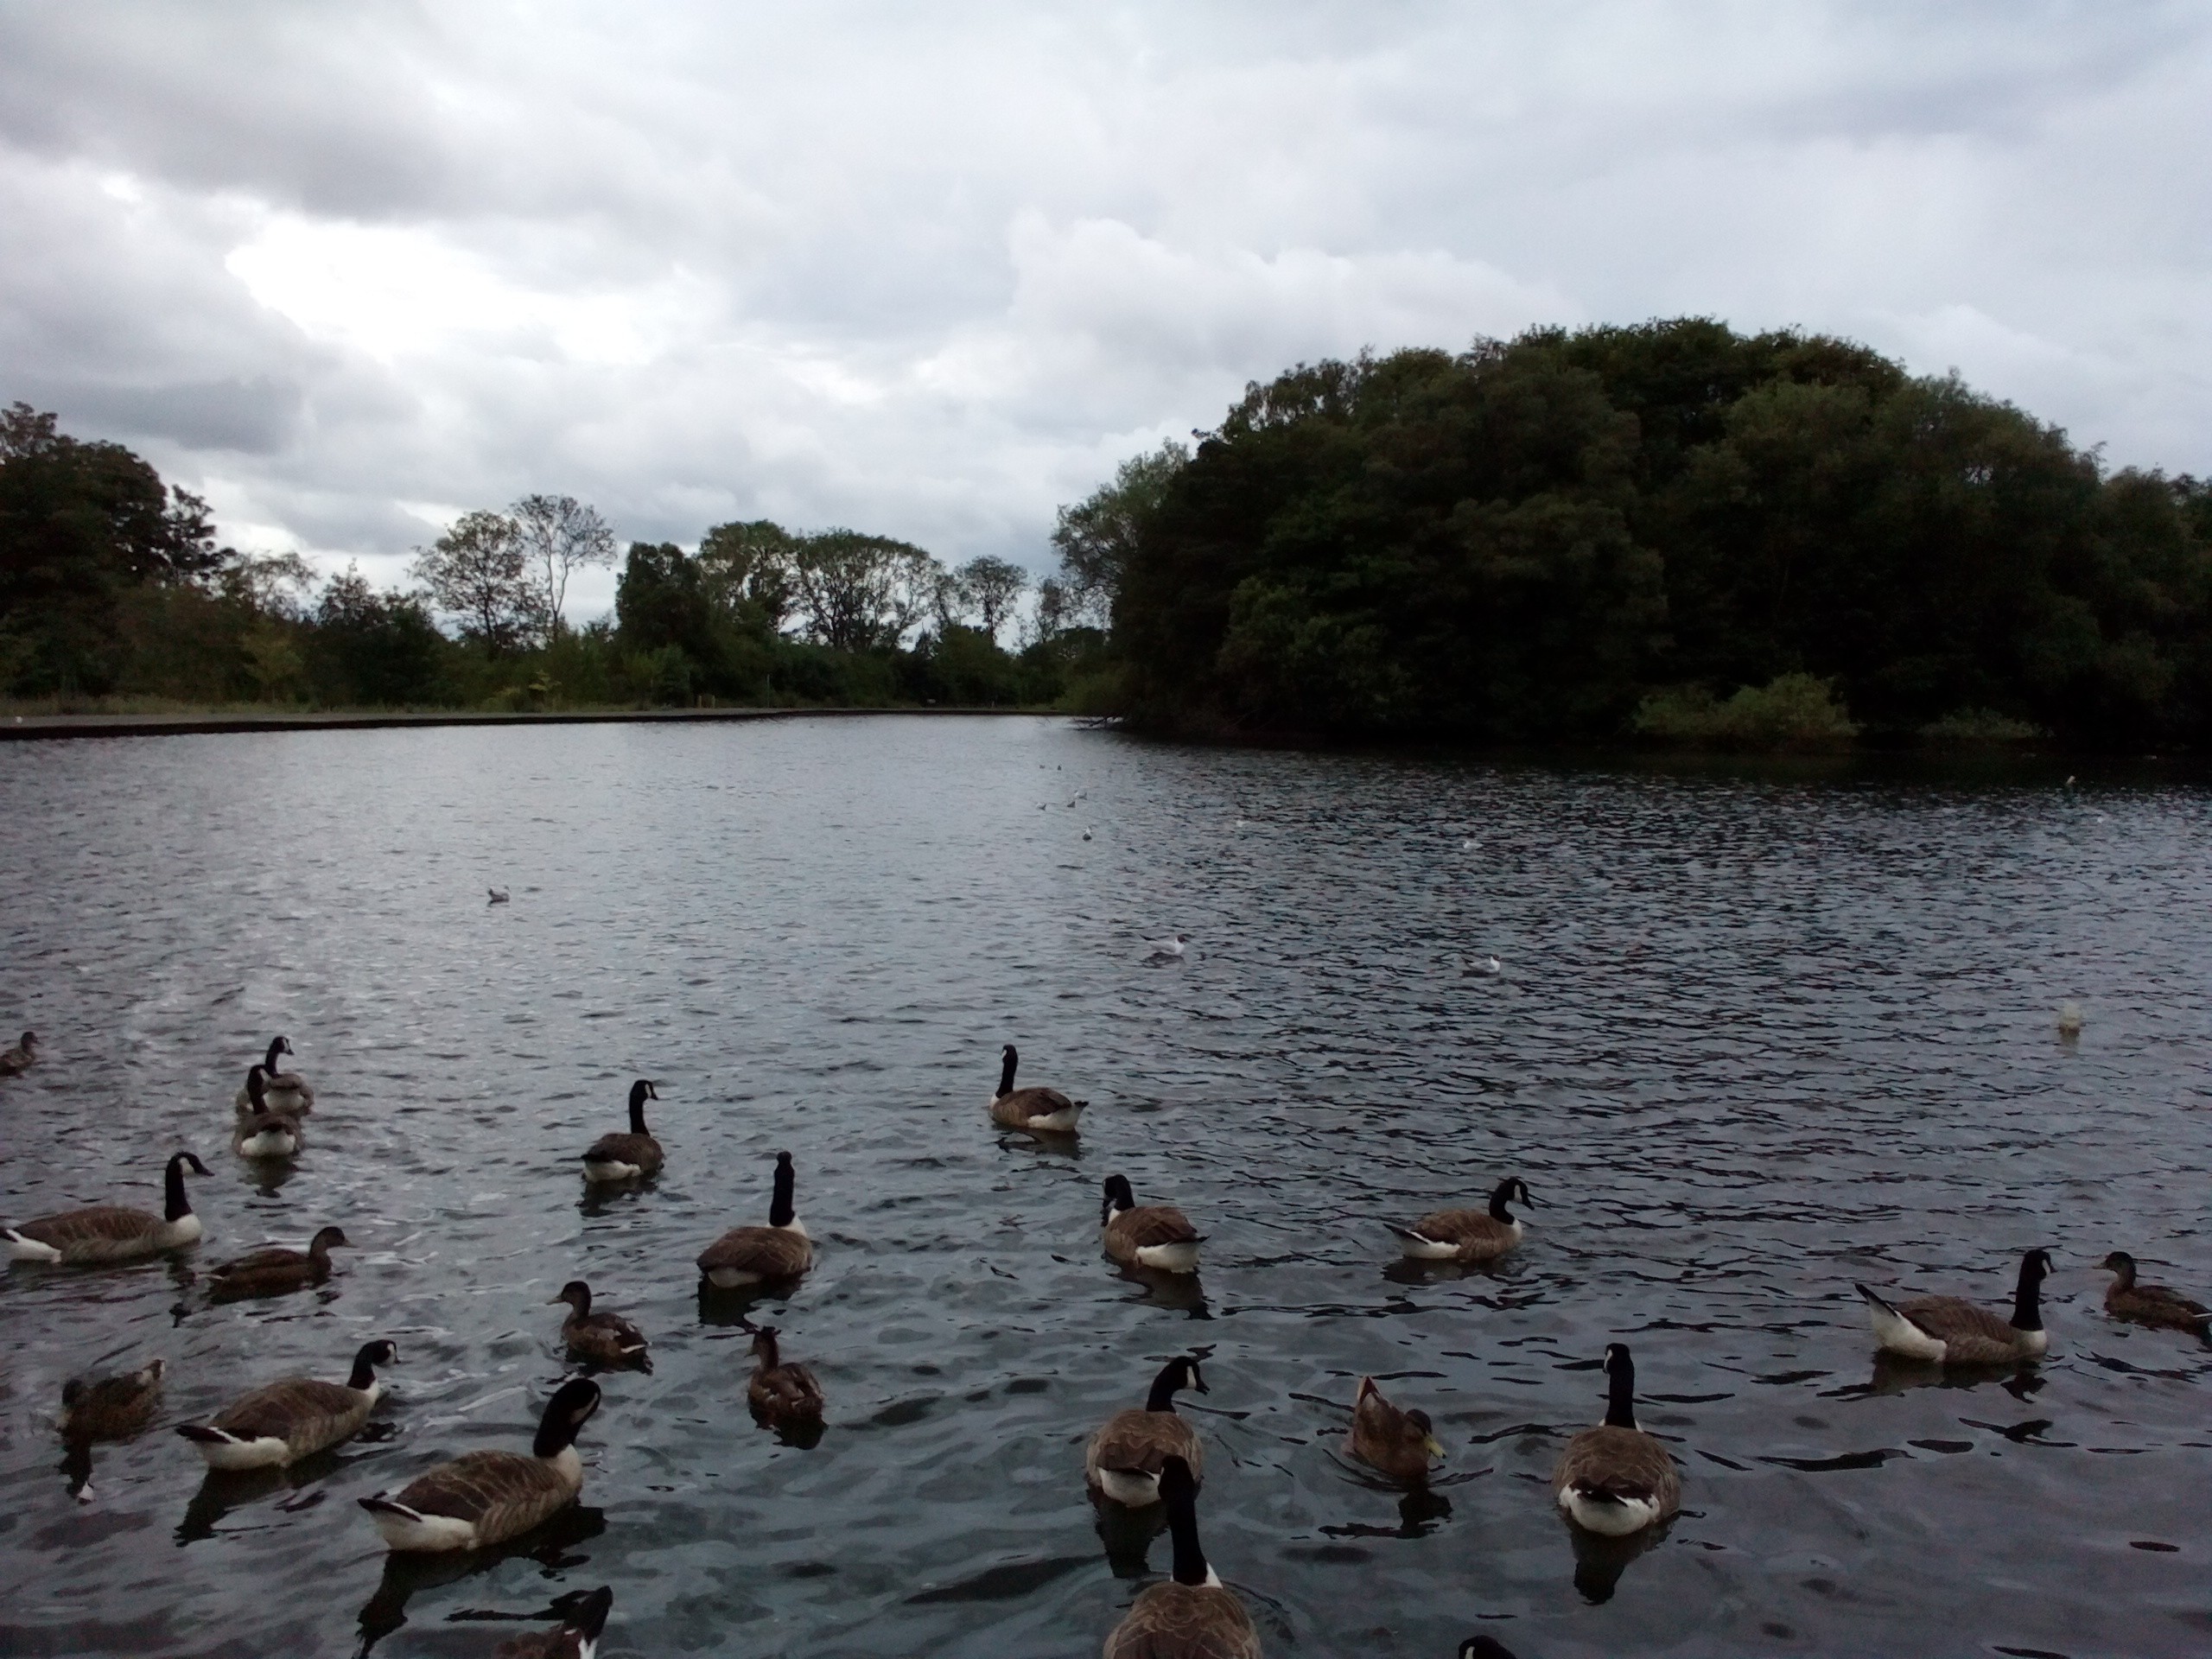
left=1564, top=1513, right=1671, bottom=1603
left=355, top=1503, right=607, bottom=1653
left=1091, top=1490, right=1172, bottom=1578
left=1114, top=1264, right=1210, bottom=1319
left=176, top=1428, right=394, bottom=1545
left=1852, top=1353, right=2048, bottom=1402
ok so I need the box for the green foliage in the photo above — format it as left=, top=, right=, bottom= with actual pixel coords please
left=1075, top=323, right=2212, bottom=750
left=1918, top=708, right=2046, bottom=746
left=1632, top=674, right=1859, bottom=750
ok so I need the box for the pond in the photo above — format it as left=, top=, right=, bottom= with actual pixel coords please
left=0, top=716, right=2206, bottom=1656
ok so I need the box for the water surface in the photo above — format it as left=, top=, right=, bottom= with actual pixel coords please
left=1, top=717, right=2207, bottom=1657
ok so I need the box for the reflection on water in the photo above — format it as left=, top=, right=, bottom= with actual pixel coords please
left=3, top=720, right=2211, bottom=1656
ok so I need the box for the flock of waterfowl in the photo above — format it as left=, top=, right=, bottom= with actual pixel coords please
left=6, top=1025, right=2210, bottom=1658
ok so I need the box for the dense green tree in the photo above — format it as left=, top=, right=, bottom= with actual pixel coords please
left=314, top=565, right=450, bottom=705
left=411, top=509, right=543, bottom=653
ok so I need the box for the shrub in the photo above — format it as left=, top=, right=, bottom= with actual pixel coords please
left=1919, top=707, right=2046, bottom=747
left=1633, top=672, right=1859, bottom=750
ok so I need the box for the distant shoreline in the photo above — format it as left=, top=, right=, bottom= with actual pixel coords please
left=0, top=706, right=1056, bottom=742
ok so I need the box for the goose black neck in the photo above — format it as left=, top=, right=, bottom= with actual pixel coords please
left=1488, top=1182, right=1516, bottom=1223
left=535, top=1402, right=586, bottom=1458
left=264, top=1039, right=285, bottom=1072
left=1165, top=1480, right=1211, bottom=1586
left=997, top=1049, right=1018, bottom=1098
left=627, top=1089, right=649, bottom=1135
left=1146, top=1363, right=1186, bottom=1413
left=2012, top=1260, right=2045, bottom=1332
left=347, top=1344, right=383, bottom=1390
left=246, top=1068, right=267, bottom=1110
left=164, top=1156, right=193, bottom=1222
left=1602, top=1363, right=1638, bottom=1430
left=770, top=1163, right=796, bottom=1228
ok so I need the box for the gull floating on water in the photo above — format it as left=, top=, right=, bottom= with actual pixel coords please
left=487, top=887, right=510, bottom=905
left=2056, top=1000, right=2085, bottom=1036
left=1459, top=953, right=1503, bottom=976
left=1082, top=826, right=1094, bottom=841
left=1145, top=934, right=1191, bottom=962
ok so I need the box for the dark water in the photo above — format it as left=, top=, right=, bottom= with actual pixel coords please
left=1, top=717, right=2208, bottom=1658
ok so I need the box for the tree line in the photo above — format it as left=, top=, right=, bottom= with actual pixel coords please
left=0, top=402, right=1096, bottom=711
left=1055, top=321, right=2212, bottom=750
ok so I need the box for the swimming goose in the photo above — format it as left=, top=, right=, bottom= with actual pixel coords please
left=497, top=1586, right=613, bottom=1659
left=1857, top=1249, right=2054, bottom=1364
left=0, top=1029, right=36, bottom=1076
left=5, top=1152, right=211, bottom=1263
left=179, top=1339, right=397, bottom=1470
left=1389, top=1177, right=1532, bottom=1263
left=359, top=1376, right=600, bottom=1552
left=2099, top=1251, right=2211, bottom=1334
left=1103, top=1455, right=1260, bottom=1659
left=207, top=1225, right=347, bottom=1298
left=234, top=1038, right=314, bottom=1114
left=550, top=1281, right=651, bottom=1367
left=1086, top=1354, right=1207, bottom=1506
left=1347, top=1376, right=1443, bottom=1484
left=696, top=1152, right=813, bottom=1287
left=988, top=1045, right=1086, bottom=1134
left=59, top=1358, right=165, bottom=1440
left=581, top=1080, right=663, bottom=1182
left=747, top=1326, right=825, bottom=1427
left=232, top=1068, right=303, bottom=1159
left=488, top=887, right=511, bottom=905
left=1102, top=1175, right=1203, bottom=1274
left=1458, top=1639, right=1519, bottom=1659
left=1553, top=1343, right=1680, bottom=1536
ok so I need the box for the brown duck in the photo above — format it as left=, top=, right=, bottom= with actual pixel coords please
left=747, top=1326, right=825, bottom=1427
left=550, top=1280, right=651, bottom=1367
left=207, top=1225, right=347, bottom=1299
left=1346, top=1376, right=1443, bottom=1484
left=58, top=1358, right=165, bottom=1441
left=2100, top=1251, right=2211, bottom=1334
left=0, top=1029, right=36, bottom=1077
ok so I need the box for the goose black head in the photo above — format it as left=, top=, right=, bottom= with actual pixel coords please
left=276, top=1036, right=294, bottom=1058
left=348, top=1339, right=398, bottom=1389
left=629, top=1078, right=658, bottom=1107
left=2021, top=1247, right=2056, bottom=1285
left=560, top=1587, right=615, bottom=1642
left=173, top=1151, right=211, bottom=1179
left=1459, top=1638, right=1521, bottom=1659
left=1101, top=1173, right=1136, bottom=1224
left=551, top=1280, right=593, bottom=1312
left=1147, top=1354, right=1208, bottom=1409
left=1602, top=1341, right=1633, bottom=1376
left=535, top=1377, right=602, bottom=1455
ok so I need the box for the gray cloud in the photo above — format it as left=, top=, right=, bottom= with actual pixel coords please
left=2, top=2, right=2207, bottom=620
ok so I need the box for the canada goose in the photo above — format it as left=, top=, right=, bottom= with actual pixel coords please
left=1390, top=1177, right=1532, bottom=1263
left=988, top=1045, right=1086, bottom=1134
left=5, top=1151, right=211, bottom=1263
left=696, top=1152, right=813, bottom=1287
left=1552, top=1343, right=1680, bottom=1537
left=747, top=1326, right=825, bottom=1426
left=1857, top=1249, right=2054, bottom=1364
left=232, top=1068, right=303, bottom=1159
left=581, top=1080, right=663, bottom=1182
left=1102, top=1175, right=1203, bottom=1274
left=1458, top=1640, right=1519, bottom=1659
left=1103, top=1455, right=1259, bottom=1659
left=550, top=1281, right=651, bottom=1367
left=207, top=1225, right=347, bottom=1298
left=2099, top=1251, right=2211, bottom=1334
left=359, top=1376, right=600, bottom=1552
left=234, top=1037, right=314, bottom=1114
left=496, top=1586, right=613, bottom=1659
left=59, top=1358, right=165, bottom=1440
left=1086, top=1354, right=1206, bottom=1506
left=0, top=1029, right=36, bottom=1076
left=178, top=1338, right=397, bottom=1470
left=1347, top=1376, right=1443, bottom=1483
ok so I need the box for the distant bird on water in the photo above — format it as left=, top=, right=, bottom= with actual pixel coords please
left=1083, top=826, right=1094, bottom=841
left=0, top=1029, right=37, bottom=1077
left=488, top=887, right=511, bottom=905
left=1144, top=934, right=1190, bottom=962
left=2056, top=1000, right=2085, bottom=1037
left=1458, top=953, right=1503, bottom=977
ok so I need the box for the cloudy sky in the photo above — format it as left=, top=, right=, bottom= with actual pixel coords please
left=3, top=3, right=2209, bottom=618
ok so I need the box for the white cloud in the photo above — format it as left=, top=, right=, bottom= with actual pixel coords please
left=1, top=3, right=2208, bottom=620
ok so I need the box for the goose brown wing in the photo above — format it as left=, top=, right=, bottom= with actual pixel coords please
left=1409, top=1209, right=1510, bottom=1245
left=1897, top=1295, right=2030, bottom=1360
left=1086, top=1408, right=1203, bottom=1481
left=583, top=1131, right=662, bottom=1173
left=698, top=1225, right=811, bottom=1278
left=1105, top=1583, right=1261, bottom=1659
left=15, top=1205, right=159, bottom=1247
left=1552, top=1425, right=1680, bottom=1513
left=393, top=1449, right=575, bottom=1535
left=990, top=1086, right=1073, bottom=1126
left=212, top=1377, right=367, bottom=1446
left=1114, top=1205, right=1200, bottom=1249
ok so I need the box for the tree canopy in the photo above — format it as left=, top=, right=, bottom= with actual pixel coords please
left=1074, top=321, right=2212, bottom=748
